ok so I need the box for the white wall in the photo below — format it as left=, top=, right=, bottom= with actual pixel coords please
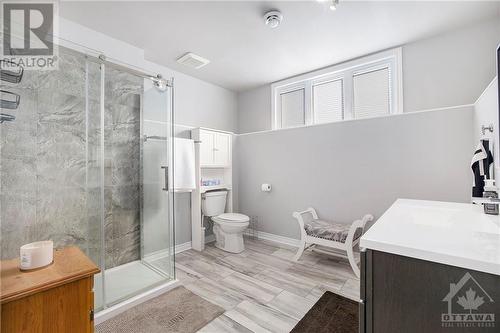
left=473, top=78, right=499, bottom=177
left=237, top=18, right=500, bottom=134
left=59, top=18, right=237, bottom=246
left=236, top=106, right=474, bottom=240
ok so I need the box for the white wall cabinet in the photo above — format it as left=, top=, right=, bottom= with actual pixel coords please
left=191, top=127, right=234, bottom=251
left=214, top=132, right=230, bottom=166
left=193, top=128, right=232, bottom=167
left=199, top=130, right=215, bottom=166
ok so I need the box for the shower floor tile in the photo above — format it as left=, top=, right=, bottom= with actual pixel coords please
left=94, top=260, right=166, bottom=310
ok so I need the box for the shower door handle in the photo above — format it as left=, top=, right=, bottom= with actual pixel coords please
left=161, top=166, right=168, bottom=191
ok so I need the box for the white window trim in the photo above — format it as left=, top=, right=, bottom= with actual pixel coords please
left=271, top=47, right=403, bottom=130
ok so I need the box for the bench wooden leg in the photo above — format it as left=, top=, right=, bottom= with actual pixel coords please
left=293, top=239, right=306, bottom=261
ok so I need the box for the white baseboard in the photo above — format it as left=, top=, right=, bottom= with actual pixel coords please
left=142, top=244, right=190, bottom=262
left=144, top=235, right=216, bottom=260
left=147, top=231, right=298, bottom=262
left=175, top=241, right=192, bottom=254
left=245, top=229, right=300, bottom=247
left=95, top=279, right=181, bottom=325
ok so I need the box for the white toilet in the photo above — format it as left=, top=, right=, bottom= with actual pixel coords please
left=201, top=190, right=249, bottom=253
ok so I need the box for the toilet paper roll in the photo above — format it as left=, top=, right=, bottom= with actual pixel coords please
left=261, top=184, right=272, bottom=192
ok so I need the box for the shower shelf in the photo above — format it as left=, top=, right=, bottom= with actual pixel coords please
left=0, top=90, right=20, bottom=110
left=0, top=60, right=24, bottom=84
left=0, top=113, right=16, bottom=123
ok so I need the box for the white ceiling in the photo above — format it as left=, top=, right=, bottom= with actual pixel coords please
left=60, top=1, right=500, bottom=92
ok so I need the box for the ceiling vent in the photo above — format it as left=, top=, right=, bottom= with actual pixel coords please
left=176, top=52, right=210, bottom=69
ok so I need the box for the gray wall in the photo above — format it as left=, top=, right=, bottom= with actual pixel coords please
left=236, top=106, right=474, bottom=240
left=404, top=18, right=500, bottom=113
left=175, top=77, right=237, bottom=133
left=237, top=18, right=500, bottom=134
left=237, top=85, right=271, bottom=134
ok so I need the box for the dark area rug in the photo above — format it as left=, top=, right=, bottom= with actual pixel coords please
left=96, top=286, right=224, bottom=333
left=291, top=291, right=359, bottom=333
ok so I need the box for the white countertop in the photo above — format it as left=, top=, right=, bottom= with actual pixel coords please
left=360, top=199, right=500, bottom=276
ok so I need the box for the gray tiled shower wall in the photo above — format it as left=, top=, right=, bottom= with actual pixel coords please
left=0, top=48, right=143, bottom=269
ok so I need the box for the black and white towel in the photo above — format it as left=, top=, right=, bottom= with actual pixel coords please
left=471, top=139, right=493, bottom=197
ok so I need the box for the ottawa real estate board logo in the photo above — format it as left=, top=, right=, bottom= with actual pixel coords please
left=2, top=1, right=58, bottom=70
left=441, top=272, right=495, bottom=329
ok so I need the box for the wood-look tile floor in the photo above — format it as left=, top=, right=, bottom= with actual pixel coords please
left=166, top=237, right=360, bottom=333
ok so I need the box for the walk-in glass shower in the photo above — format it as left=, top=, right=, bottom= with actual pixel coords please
left=0, top=45, right=175, bottom=312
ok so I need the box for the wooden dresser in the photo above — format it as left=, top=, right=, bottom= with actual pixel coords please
left=1, top=247, right=100, bottom=333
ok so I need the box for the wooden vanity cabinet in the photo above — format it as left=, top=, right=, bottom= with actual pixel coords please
left=1, top=247, right=100, bottom=333
left=360, top=249, right=500, bottom=333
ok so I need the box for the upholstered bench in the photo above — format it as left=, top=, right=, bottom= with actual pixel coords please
left=293, top=208, right=373, bottom=278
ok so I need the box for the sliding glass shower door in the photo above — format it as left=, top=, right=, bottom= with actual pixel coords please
left=0, top=42, right=175, bottom=313
left=94, top=61, right=175, bottom=310
left=141, top=80, right=175, bottom=277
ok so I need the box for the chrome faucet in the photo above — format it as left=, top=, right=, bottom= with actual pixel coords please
left=472, top=197, right=500, bottom=205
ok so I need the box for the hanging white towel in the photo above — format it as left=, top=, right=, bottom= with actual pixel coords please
left=170, top=138, right=196, bottom=192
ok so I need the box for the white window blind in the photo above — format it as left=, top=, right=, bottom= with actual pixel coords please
left=280, top=88, right=305, bottom=128
left=313, top=79, right=344, bottom=124
left=272, top=48, right=401, bottom=129
left=353, top=67, right=391, bottom=119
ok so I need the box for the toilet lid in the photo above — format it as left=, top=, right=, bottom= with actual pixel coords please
left=217, top=213, right=249, bottom=222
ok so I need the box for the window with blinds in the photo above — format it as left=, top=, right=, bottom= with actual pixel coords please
left=280, top=88, right=305, bottom=128
left=353, top=67, right=391, bottom=119
left=313, top=79, right=344, bottom=124
left=272, top=48, right=401, bottom=129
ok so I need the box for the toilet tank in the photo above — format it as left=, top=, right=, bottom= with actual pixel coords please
left=201, top=190, right=228, bottom=217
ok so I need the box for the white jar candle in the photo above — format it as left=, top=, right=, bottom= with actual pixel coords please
left=19, top=241, right=54, bottom=270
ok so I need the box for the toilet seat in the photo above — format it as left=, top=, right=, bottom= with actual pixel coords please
left=213, top=213, right=249, bottom=224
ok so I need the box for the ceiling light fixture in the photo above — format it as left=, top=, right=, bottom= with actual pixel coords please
left=264, top=10, right=283, bottom=29
left=329, top=0, right=339, bottom=11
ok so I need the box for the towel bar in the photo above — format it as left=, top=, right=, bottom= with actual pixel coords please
left=143, top=135, right=201, bottom=144
left=482, top=124, right=494, bottom=135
